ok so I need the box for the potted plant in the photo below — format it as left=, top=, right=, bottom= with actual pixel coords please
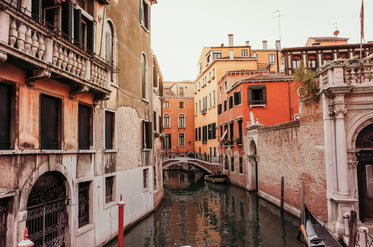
left=154, top=131, right=160, bottom=138
left=232, top=137, right=242, bottom=146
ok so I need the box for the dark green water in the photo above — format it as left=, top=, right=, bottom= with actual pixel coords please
left=107, top=170, right=302, bottom=247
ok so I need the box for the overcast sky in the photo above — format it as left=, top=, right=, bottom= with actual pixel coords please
left=151, top=0, right=370, bottom=82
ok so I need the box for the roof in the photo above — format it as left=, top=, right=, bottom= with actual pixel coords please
left=308, top=37, right=349, bottom=41
left=230, top=73, right=292, bottom=92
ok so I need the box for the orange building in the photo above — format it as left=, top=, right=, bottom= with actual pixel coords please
left=162, top=81, right=195, bottom=155
left=194, top=34, right=280, bottom=161
left=217, top=72, right=300, bottom=189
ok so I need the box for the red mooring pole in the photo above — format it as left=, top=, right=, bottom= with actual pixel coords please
left=17, top=227, right=34, bottom=247
left=117, top=194, right=125, bottom=247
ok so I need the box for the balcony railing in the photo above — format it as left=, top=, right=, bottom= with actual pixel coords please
left=319, top=58, right=373, bottom=90
left=0, top=0, right=113, bottom=100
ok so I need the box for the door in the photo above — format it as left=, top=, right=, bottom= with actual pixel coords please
left=358, top=163, right=373, bottom=220
left=26, top=172, right=67, bottom=247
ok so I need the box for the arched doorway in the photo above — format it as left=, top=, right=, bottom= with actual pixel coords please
left=26, top=171, right=68, bottom=246
left=356, top=124, right=373, bottom=221
left=248, top=140, right=258, bottom=191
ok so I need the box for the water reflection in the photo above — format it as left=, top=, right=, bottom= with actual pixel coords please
left=106, top=170, right=302, bottom=247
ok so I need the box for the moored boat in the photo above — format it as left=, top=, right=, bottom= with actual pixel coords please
left=298, top=206, right=343, bottom=247
left=205, top=174, right=229, bottom=183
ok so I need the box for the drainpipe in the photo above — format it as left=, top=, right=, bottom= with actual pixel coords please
left=288, top=80, right=293, bottom=121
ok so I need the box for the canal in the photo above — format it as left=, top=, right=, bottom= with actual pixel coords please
left=107, top=170, right=302, bottom=247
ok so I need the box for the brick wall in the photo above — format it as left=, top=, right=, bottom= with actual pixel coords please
left=256, top=98, right=327, bottom=220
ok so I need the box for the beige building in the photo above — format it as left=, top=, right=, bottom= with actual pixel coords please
left=0, top=0, right=162, bottom=246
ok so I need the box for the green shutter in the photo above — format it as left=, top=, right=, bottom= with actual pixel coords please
left=87, top=20, right=94, bottom=52
left=247, top=88, right=252, bottom=105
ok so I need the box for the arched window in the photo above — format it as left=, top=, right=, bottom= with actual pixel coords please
left=178, top=114, right=185, bottom=128
left=163, top=113, right=170, bottom=128
left=141, top=53, right=148, bottom=99
left=105, top=21, right=113, bottom=64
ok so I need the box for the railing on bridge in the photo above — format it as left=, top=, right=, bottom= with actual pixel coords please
left=162, top=150, right=220, bottom=164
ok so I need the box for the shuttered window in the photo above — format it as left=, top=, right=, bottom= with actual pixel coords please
left=0, top=84, right=11, bottom=150
left=234, top=91, right=241, bottom=105
left=40, top=94, right=61, bottom=149
left=78, top=104, right=91, bottom=150
left=248, top=85, right=266, bottom=105
left=105, top=111, right=114, bottom=149
left=229, top=96, right=233, bottom=109
left=143, top=120, right=152, bottom=149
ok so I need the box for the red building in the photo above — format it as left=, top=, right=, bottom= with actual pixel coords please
left=217, top=72, right=300, bottom=188
left=162, top=81, right=195, bottom=155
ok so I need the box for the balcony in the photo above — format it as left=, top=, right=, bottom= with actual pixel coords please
left=0, top=0, right=113, bottom=101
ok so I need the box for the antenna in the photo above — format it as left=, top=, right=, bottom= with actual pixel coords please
left=274, top=10, right=282, bottom=42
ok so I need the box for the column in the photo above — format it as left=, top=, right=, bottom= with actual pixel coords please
left=334, top=104, right=349, bottom=196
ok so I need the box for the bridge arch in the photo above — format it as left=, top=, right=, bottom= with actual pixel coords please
left=163, top=161, right=212, bottom=174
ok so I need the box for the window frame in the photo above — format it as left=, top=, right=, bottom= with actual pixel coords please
left=105, top=110, right=115, bottom=150
left=248, top=85, right=267, bottom=106
left=105, top=176, right=115, bottom=204
left=178, top=133, right=185, bottom=147
left=163, top=113, right=170, bottom=128
left=178, top=113, right=185, bottom=128
left=78, top=104, right=92, bottom=150
left=40, top=94, right=62, bottom=150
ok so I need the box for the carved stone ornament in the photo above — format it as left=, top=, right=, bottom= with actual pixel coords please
left=26, top=69, right=51, bottom=87
left=0, top=51, right=7, bottom=63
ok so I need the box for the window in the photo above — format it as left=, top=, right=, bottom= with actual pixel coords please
left=217, top=104, right=222, bottom=115
left=178, top=114, right=185, bottom=128
left=212, top=90, right=216, bottom=106
left=179, top=87, right=184, bottom=96
left=231, top=156, right=235, bottom=172
left=78, top=104, right=91, bottom=150
left=224, top=100, right=227, bottom=112
left=195, top=128, right=198, bottom=141
left=143, top=168, right=149, bottom=188
left=163, top=101, right=169, bottom=109
left=163, top=134, right=171, bottom=149
left=140, top=0, right=150, bottom=30
left=104, top=21, right=114, bottom=64
left=178, top=133, right=185, bottom=147
left=142, top=120, right=152, bottom=149
left=199, top=100, right=201, bottom=112
left=248, top=85, right=267, bottom=105
left=229, top=96, right=233, bottom=109
left=269, top=54, right=276, bottom=63
left=198, top=127, right=201, bottom=141
left=308, top=54, right=317, bottom=68
left=212, top=51, right=222, bottom=60
left=209, top=93, right=211, bottom=108
left=179, top=101, right=184, bottom=109
left=163, top=114, right=170, bottom=128
left=234, top=91, right=241, bottom=105
left=323, top=53, right=333, bottom=65
left=241, top=49, right=248, bottom=57
left=202, top=96, right=207, bottom=113
left=292, top=55, right=301, bottom=69
left=208, top=123, right=216, bottom=140
left=202, top=125, right=207, bottom=143
left=0, top=84, right=12, bottom=149
left=212, top=68, right=215, bottom=79
left=105, top=176, right=114, bottom=203
left=78, top=181, right=90, bottom=228
left=224, top=81, right=228, bottom=91
left=198, top=81, right=201, bottom=90
left=159, top=116, right=162, bottom=132
left=208, top=124, right=212, bottom=140
left=224, top=155, right=229, bottom=170
left=195, top=103, right=198, bottom=115
left=238, top=120, right=242, bottom=144
left=230, top=122, right=234, bottom=140
left=219, top=86, right=222, bottom=95
left=32, top=0, right=94, bottom=50
left=105, top=111, right=114, bottom=149
left=239, top=157, right=243, bottom=174
left=141, top=54, right=148, bottom=99
left=40, top=94, right=61, bottom=149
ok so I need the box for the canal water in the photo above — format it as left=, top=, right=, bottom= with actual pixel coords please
left=107, top=170, right=302, bottom=247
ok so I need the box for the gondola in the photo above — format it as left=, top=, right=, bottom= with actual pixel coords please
left=298, top=206, right=343, bottom=247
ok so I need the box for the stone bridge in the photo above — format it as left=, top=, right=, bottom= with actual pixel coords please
left=162, top=157, right=221, bottom=175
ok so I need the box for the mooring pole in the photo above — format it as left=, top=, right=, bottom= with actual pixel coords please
left=17, top=227, right=34, bottom=247
left=117, top=194, right=125, bottom=247
left=280, top=176, right=284, bottom=214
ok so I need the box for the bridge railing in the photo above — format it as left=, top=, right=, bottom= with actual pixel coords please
left=161, top=151, right=220, bottom=164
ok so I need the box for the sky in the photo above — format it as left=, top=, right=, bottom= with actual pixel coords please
left=151, top=0, right=371, bottom=82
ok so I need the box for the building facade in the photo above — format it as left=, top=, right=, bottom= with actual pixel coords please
left=218, top=72, right=300, bottom=190
left=162, top=81, right=195, bottom=156
left=194, top=34, right=281, bottom=162
left=0, top=0, right=162, bottom=246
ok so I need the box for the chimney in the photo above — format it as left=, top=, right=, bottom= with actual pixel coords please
left=275, top=40, right=281, bottom=50
left=245, top=41, right=250, bottom=46
left=262, top=40, right=268, bottom=50
left=229, top=49, right=234, bottom=59
left=228, top=34, right=234, bottom=46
